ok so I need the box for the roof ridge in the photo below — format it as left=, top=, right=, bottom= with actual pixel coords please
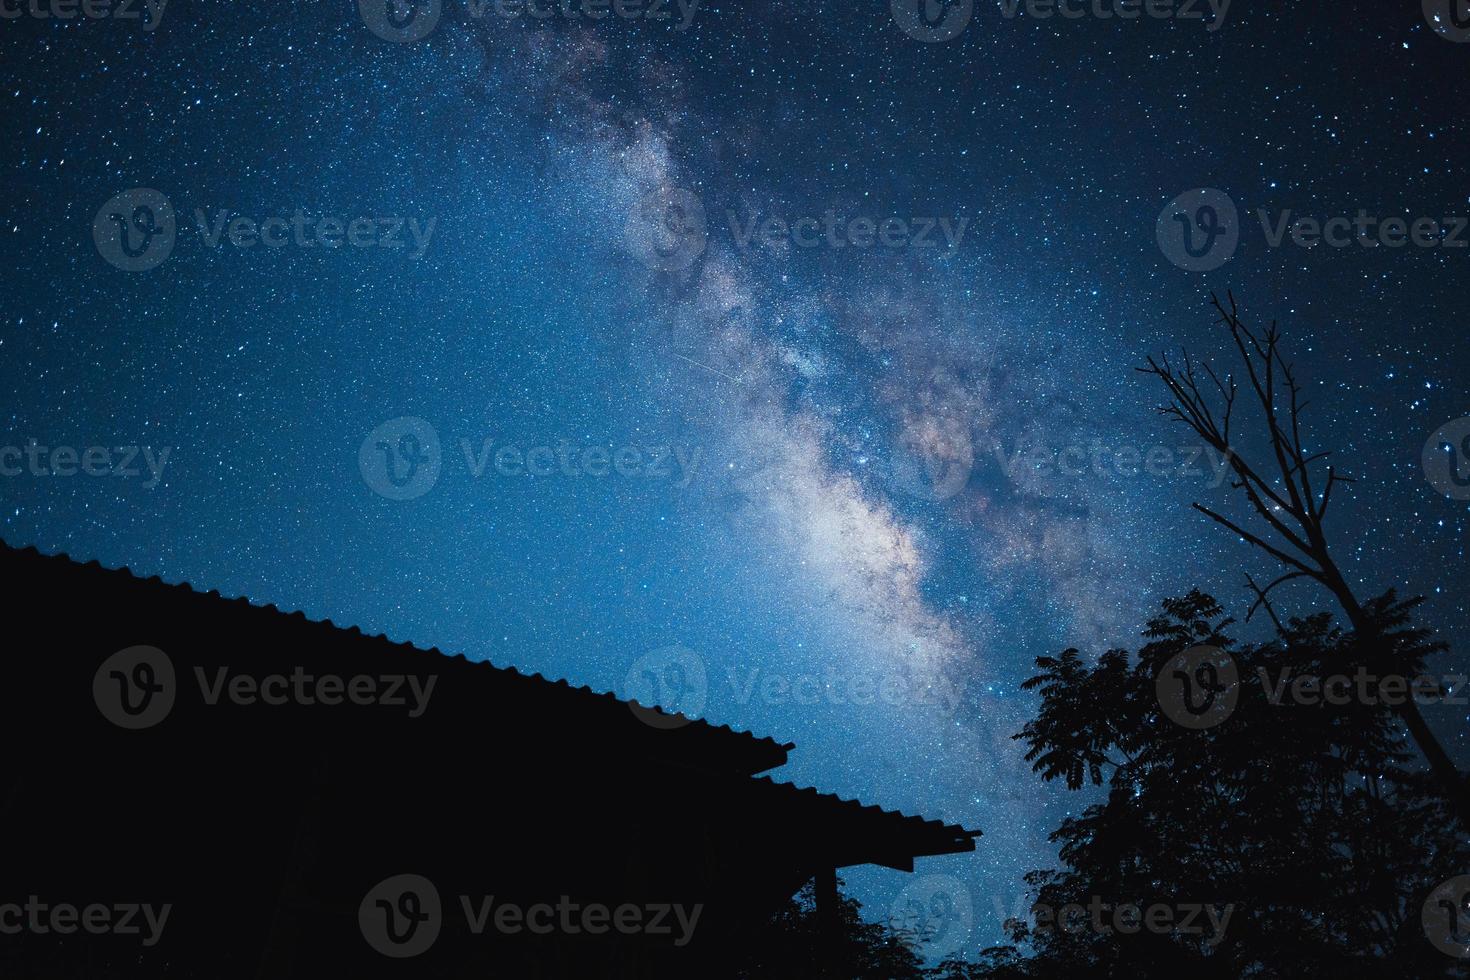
left=751, top=775, right=978, bottom=837
left=0, top=538, right=792, bottom=751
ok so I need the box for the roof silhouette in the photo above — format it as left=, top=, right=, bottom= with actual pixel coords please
left=0, top=539, right=978, bottom=977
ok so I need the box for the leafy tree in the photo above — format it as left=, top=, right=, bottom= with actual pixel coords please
left=734, top=877, right=927, bottom=979
left=976, top=591, right=1468, bottom=978
left=1140, top=294, right=1468, bottom=825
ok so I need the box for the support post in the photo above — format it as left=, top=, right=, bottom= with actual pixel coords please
left=816, top=866, right=839, bottom=978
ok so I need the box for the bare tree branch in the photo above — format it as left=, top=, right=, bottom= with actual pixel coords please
left=1141, top=294, right=1469, bottom=829
left=1245, top=571, right=1309, bottom=633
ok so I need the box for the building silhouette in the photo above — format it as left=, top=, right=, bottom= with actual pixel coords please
left=0, top=543, right=978, bottom=978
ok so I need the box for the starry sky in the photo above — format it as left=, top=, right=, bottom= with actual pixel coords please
left=2, top=0, right=1468, bottom=958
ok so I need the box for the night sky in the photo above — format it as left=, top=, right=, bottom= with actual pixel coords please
left=2, top=0, right=1468, bottom=958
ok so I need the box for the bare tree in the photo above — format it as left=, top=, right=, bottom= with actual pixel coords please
left=1139, top=292, right=1469, bottom=828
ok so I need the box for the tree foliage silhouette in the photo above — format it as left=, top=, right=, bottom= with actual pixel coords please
left=733, top=877, right=927, bottom=979
left=956, top=591, right=1468, bottom=978
left=746, top=298, right=1468, bottom=978
left=1138, top=294, right=1468, bottom=826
